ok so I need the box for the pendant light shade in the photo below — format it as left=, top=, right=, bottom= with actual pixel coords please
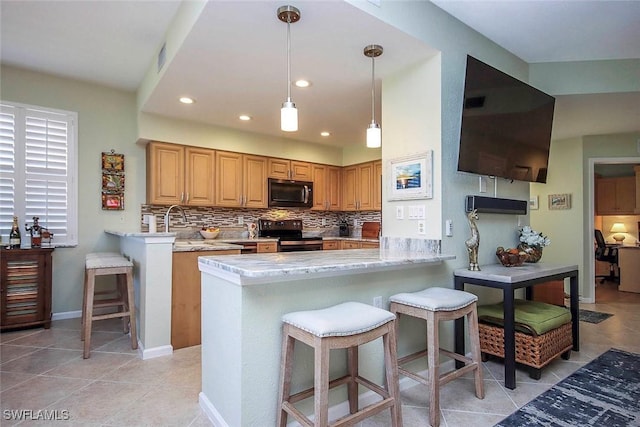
left=278, top=5, right=300, bottom=132
left=364, top=44, right=383, bottom=148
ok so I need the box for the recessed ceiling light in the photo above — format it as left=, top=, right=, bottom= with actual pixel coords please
left=320, top=131, right=330, bottom=137
left=295, top=80, right=310, bottom=88
left=179, top=97, right=195, bottom=104
left=239, top=115, right=252, bottom=121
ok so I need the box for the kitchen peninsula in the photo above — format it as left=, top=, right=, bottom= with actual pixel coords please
left=197, top=239, right=454, bottom=426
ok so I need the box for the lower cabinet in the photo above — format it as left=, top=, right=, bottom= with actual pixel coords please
left=1, top=247, right=54, bottom=331
left=338, top=240, right=380, bottom=250
left=171, top=249, right=239, bottom=349
left=322, top=240, right=340, bottom=251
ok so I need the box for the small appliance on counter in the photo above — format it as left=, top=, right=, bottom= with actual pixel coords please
left=339, top=220, right=350, bottom=237
left=361, top=222, right=381, bottom=239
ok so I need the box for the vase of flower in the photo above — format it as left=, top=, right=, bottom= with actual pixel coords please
left=518, top=226, right=550, bottom=263
left=517, top=243, right=543, bottom=263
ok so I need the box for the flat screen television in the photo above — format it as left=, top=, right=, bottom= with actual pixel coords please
left=457, top=55, right=555, bottom=183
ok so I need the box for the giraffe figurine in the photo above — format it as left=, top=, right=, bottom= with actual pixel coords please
left=465, top=209, right=481, bottom=271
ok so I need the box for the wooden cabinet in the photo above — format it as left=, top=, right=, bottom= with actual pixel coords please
left=596, top=176, right=635, bottom=215
left=340, top=240, right=380, bottom=250
left=373, top=160, right=382, bottom=211
left=342, top=161, right=378, bottom=211
left=311, top=164, right=342, bottom=211
left=1, top=247, right=54, bottom=331
left=257, top=242, right=278, bottom=253
left=146, top=142, right=215, bottom=206
left=268, top=158, right=312, bottom=181
left=215, top=151, right=267, bottom=208
left=172, top=249, right=239, bottom=349
left=322, top=240, right=340, bottom=251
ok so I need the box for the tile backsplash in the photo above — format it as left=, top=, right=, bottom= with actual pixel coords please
left=141, top=205, right=381, bottom=238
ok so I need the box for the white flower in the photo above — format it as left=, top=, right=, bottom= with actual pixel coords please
left=519, top=226, right=551, bottom=248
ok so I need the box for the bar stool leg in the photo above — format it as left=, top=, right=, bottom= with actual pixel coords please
left=81, top=268, right=88, bottom=340
left=384, top=323, right=403, bottom=427
left=314, top=340, right=330, bottom=427
left=426, top=310, right=440, bottom=427
left=125, top=269, right=138, bottom=349
left=277, top=327, right=295, bottom=427
left=467, top=304, right=484, bottom=399
left=347, top=346, right=358, bottom=414
left=83, top=269, right=96, bottom=359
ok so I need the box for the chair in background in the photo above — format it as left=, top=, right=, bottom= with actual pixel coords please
left=594, top=229, right=619, bottom=284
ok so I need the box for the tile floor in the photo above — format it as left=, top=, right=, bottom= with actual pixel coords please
left=1, top=281, right=639, bottom=427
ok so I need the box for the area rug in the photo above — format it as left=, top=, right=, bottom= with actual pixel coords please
left=495, top=348, right=640, bottom=426
left=579, top=308, right=613, bottom=324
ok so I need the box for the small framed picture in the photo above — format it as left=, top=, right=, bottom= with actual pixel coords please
left=388, top=151, right=433, bottom=201
left=548, top=193, right=571, bottom=210
left=529, top=196, right=539, bottom=210
left=102, top=151, right=125, bottom=172
left=102, top=193, right=124, bottom=210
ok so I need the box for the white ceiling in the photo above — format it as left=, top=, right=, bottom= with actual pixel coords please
left=1, top=0, right=639, bottom=148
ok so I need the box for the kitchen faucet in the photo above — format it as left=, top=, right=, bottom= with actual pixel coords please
left=164, top=205, right=187, bottom=232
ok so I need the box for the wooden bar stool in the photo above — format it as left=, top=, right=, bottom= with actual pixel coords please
left=389, top=287, right=484, bottom=427
left=82, top=253, right=137, bottom=359
left=277, top=302, right=402, bottom=427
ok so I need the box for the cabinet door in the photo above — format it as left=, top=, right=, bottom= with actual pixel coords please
left=147, top=142, right=185, bottom=205
left=311, top=164, right=328, bottom=210
left=327, top=166, right=342, bottom=211
left=185, top=147, right=215, bottom=206
left=357, top=162, right=374, bottom=210
left=1, top=249, right=52, bottom=330
left=360, top=241, right=380, bottom=249
left=290, top=161, right=312, bottom=181
left=267, top=158, right=290, bottom=179
left=341, top=241, right=361, bottom=250
left=373, top=160, right=382, bottom=211
left=616, top=176, right=635, bottom=214
left=243, top=155, right=267, bottom=208
left=322, top=240, right=340, bottom=250
left=215, top=151, right=243, bottom=207
left=171, top=252, right=202, bottom=350
left=342, top=166, right=358, bottom=211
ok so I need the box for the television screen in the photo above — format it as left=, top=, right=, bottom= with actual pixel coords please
left=457, top=55, right=555, bottom=183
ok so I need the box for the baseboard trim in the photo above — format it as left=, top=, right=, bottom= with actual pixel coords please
left=51, top=310, right=82, bottom=321
left=199, top=392, right=230, bottom=427
left=138, top=342, right=173, bottom=360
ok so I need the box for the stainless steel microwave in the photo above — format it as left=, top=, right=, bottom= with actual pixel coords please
left=268, top=178, right=313, bottom=208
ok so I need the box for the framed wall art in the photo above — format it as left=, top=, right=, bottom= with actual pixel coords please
left=101, top=150, right=125, bottom=210
left=388, top=151, right=433, bottom=201
left=529, top=196, right=539, bottom=210
left=548, top=193, right=571, bottom=210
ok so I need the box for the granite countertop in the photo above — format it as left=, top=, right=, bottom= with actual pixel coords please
left=198, top=249, right=455, bottom=286
left=321, top=236, right=379, bottom=242
left=172, top=238, right=278, bottom=252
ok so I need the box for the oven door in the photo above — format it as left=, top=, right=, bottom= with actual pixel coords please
left=278, top=239, right=323, bottom=252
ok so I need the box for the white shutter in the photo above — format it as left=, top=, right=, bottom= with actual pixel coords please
left=0, top=102, right=77, bottom=246
left=0, top=105, right=17, bottom=236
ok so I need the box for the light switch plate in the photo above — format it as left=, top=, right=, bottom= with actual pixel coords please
left=396, top=206, right=404, bottom=219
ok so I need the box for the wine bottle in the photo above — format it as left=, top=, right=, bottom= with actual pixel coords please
left=9, top=216, right=21, bottom=249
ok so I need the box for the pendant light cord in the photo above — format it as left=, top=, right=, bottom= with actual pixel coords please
left=286, top=17, right=292, bottom=102
left=370, top=55, right=376, bottom=124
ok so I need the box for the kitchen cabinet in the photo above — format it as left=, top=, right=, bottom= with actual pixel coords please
left=215, top=151, right=267, bottom=208
left=257, top=242, right=278, bottom=253
left=322, top=240, right=340, bottom=251
left=146, top=142, right=215, bottom=206
left=172, top=249, right=239, bottom=349
left=268, top=158, right=312, bottom=181
left=342, top=161, right=378, bottom=211
left=339, top=240, right=380, bottom=250
left=373, top=160, right=382, bottom=211
left=311, top=163, right=342, bottom=211
left=1, top=247, right=54, bottom=331
left=595, top=176, right=635, bottom=215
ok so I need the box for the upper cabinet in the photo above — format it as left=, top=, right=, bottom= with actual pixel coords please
left=215, top=151, right=267, bottom=208
left=596, top=176, right=636, bottom=215
left=373, top=160, right=382, bottom=211
left=146, top=142, right=215, bottom=206
left=311, top=164, right=342, bottom=211
left=342, top=161, right=378, bottom=211
left=268, top=158, right=312, bottom=181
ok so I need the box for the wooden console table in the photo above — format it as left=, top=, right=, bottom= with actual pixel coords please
left=454, top=263, right=579, bottom=389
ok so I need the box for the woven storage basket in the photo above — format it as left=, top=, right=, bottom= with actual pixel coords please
left=478, top=321, right=573, bottom=369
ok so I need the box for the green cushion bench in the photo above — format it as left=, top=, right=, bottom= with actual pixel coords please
left=477, top=299, right=573, bottom=379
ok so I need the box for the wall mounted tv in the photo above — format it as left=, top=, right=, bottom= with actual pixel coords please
left=457, top=55, right=555, bottom=183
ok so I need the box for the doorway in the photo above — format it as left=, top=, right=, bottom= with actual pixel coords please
left=589, top=157, right=640, bottom=303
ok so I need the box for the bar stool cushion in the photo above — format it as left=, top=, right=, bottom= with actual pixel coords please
left=282, top=302, right=395, bottom=338
left=86, top=255, right=132, bottom=270
left=390, top=287, right=477, bottom=312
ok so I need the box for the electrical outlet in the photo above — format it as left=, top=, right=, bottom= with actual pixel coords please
left=445, top=219, right=453, bottom=236
left=417, top=220, right=426, bottom=235
left=373, top=296, right=383, bottom=308
left=479, top=176, right=487, bottom=193
left=238, top=216, right=244, bottom=225
left=321, top=218, right=326, bottom=226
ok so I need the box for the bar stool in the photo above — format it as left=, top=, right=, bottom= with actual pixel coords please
left=82, top=252, right=137, bottom=358
left=389, top=287, right=484, bottom=427
left=277, top=302, right=402, bottom=427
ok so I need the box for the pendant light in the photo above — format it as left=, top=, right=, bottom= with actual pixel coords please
left=277, top=5, right=300, bottom=132
left=364, top=44, right=383, bottom=148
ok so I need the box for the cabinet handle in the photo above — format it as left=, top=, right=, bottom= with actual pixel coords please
left=181, top=192, right=185, bottom=203
left=186, top=193, right=190, bottom=203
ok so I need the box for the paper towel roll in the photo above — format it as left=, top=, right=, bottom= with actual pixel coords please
left=146, top=215, right=157, bottom=233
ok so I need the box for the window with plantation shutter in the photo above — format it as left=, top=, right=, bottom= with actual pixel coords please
left=0, top=101, right=77, bottom=247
